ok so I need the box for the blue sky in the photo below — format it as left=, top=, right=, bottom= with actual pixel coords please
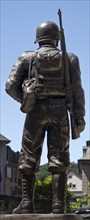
left=1, top=0, right=90, bottom=165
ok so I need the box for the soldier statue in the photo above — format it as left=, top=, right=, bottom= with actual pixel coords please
left=5, top=10, right=85, bottom=214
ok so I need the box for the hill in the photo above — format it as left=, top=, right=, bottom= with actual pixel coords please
left=36, top=162, right=79, bottom=180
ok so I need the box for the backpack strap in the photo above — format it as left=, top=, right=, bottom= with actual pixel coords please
left=28, top=51, right=37, bottom=78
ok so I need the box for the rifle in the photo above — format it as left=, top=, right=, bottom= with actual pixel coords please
left=58, top=9, right=80, bottom=139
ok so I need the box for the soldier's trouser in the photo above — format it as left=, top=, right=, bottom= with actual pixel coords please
left=15, top=98, right=69, bottom=213
left=18, top=98, right=70, bottom=174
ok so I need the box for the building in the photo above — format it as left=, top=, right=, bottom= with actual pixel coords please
left=0, top=134, right=20, bottom=196
left=67, top=170, right=82, bottom=198
left=67, top=140, right=90, bottom=200
left=78, top=140, right=90, bottom=196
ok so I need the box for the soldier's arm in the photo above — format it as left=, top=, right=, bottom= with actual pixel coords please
left=68, top=53, right=85, bottom=117
left=68, top=53, right=85, bottom=133
left=5, top=52, right=31, bottom=103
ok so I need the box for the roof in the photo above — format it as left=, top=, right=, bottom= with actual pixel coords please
left=67, top=169, right=82, bottom=180
left=79, top=147, right=90, bottom=161
left=78, top=141, right=90, bottom=162
left=0, top=134, right=11, bottom=143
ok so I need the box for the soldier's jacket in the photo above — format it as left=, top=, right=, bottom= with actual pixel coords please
left=5, top=46, right=85, bottom=118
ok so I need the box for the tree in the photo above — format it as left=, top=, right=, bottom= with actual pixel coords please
left=70, top=162, right=79, bottom=173
left=35, top=175, right=52, bottom=201
left=35, top=175, right=73, bottom=213
left=36, top=164, right=51, bottom=180
left=35, top=175, right=52, bottom=213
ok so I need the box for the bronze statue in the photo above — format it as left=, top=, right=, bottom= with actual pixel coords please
left=5, top=10, right=85, bottom=214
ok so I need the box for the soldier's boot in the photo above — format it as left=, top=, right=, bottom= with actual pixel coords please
left=52, top=172, right=67, bottom=214
left=12, top=174, right=35, bottom=214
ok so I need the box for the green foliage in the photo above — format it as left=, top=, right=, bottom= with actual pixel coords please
left=36, top=164, right=51, bottom=180
left=37, top=162, right=90, bottom=213
left=43, top=175, right=52, bottom=185
left=36, top=162, right=79, bottom=181
left=87, top=194, right=90, bottom=205
left=70, top=162, right=79, bottom=173
left=70, top=198, right=83, bottom=213
left=66, top=190, right=73, bottom=212
left=35, top=175, right=52, bottom=201
left=35, top=174, right=73, bottom=213
left=69, top=195, right=90, bottom=213
left=35, top=175, right=52, bottom=212
left=36, top=162, right=78, bottom=212
left=83, top=194, right=90, bottom=205
left=70, top=202, right=79, bottom=213
left=88, top=182, right=90, bottom=190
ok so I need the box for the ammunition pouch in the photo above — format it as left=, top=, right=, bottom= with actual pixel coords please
left=20, top=78, right=36, bottom=113
left=20, top=76, right=66, bottom=113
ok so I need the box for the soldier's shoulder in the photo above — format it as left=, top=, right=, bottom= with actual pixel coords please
left=20, top=50, right=35, bottom=59
left=68, top=52, right=79, bottom=65
left=16, top=50, right=36, bottom=64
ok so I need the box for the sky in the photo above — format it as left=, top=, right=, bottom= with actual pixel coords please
left=0, top=0, right=90, bottom=165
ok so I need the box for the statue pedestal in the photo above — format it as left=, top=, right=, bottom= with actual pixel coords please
left=0, top=214, right=83, bottom=220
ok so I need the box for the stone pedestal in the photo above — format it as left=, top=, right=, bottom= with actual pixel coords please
left=0, top=214, right=83, bottom=220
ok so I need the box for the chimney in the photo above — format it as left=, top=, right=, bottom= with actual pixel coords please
left=83, top=146, right=87, bottom=156
left=86, top=140, right=90, bottom=146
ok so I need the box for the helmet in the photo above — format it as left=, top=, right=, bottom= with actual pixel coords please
left=34, top=21, right=60, bottom=43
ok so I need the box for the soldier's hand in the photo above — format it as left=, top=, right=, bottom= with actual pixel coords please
left=76, top=117, right=86, bottom=133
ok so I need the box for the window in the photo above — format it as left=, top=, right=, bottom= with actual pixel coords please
left=69, top=183, right=72, bottom=189
left=6, top=166, right=13, bottom=180
left=7, top=167, right=12, bottom=178
left=69, top=175, right=72, bottom=178
left=73, top=184, right=76, bottom=189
